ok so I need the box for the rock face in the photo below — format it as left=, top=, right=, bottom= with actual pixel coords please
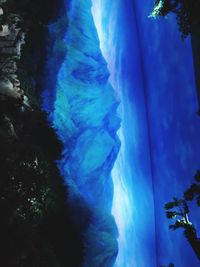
left=0, top=3, right=27, bottom=108
left=43, top=0, right=120, bottom=266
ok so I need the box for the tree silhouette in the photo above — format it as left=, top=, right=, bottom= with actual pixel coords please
left=150, top=0, right=200, bottom=38
left=0, top=107, right=85, bottom=266
left=165, top=170, right=200, bottom=260
left=0, top=0, right=89, bottom=265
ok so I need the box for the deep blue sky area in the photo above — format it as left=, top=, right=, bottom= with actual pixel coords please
left=119, top=0, right=200, bottom=266
left=92, top=0, right=200, bottom=265
left=94, top=0, right=200, bottom=266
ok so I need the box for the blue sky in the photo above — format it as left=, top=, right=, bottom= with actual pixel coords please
left=92, top=0, right=200, bottom=266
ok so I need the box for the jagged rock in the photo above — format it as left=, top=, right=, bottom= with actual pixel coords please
left=0, top=32, right=25, bottom=58
left=43, top=0, right=120, bottom=266
left=3, top=114, right=17, bottom=138
left=0, top=79, right=23, bottom=100
left=0, top=7, right=3, bottom=16
left=0, top=39, right=14, bottom=48
left=45, top=0, right=120, bottom=210
left=7, top=74, right=18, bottom=83
left=22, top=95, right=31, bottom=109
left=2, top=61, right=17, bottom=72
left=0, top=7, right=27, bottom=107
left=4, top=26, right=21, bottom=41
left=0, top=78, right=13, bottom=91
left=0, top=25, right=9, bottom=36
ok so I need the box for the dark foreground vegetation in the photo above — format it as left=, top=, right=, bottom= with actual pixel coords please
left=164, top=171, right=200, bottom=261
left=0, top=108, right=83, bottom=267
left=0, top=0, right=85, bottom=266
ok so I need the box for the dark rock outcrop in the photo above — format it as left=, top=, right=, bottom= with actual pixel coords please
left=0, top=1, right=84, bottom=266
left=0, top=6, right=26, bottom=108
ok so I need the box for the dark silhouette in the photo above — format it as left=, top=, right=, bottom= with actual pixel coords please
left=0, top=0, right=88, bottom=266
left=164, top=170, right=200, bottom=261
left=150, top=0, right=200, bottom=38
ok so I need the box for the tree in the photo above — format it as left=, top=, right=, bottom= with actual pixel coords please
left=0, top=108, right=85, bottom=266
left=150, top=0, right=200, bottom=38
left=164, top=170, right=200, bottom=260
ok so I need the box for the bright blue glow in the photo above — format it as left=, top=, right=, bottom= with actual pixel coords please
left=91, top=2, right=136, bottom=266
left=92, top=1, right=156, bottom=266
left=91, top=13, right=133, bottom=267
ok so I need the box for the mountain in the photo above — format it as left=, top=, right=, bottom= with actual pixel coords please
left=42, top=0, right=121, bottom=266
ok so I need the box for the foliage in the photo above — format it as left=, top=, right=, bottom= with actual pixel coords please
left=184, top=171, right=200, bottom=205
left=150, top=0, right=200, bottom=38
left=164, top=170, right=200, bottom=261
left=0, top=1, right=85, bottom=266
left=0, top=105, right=85, bottom=266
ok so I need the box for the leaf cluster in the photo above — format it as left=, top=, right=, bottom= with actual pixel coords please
left=184, top=171, right=200, bottom=205
left=151, top=0, right=200, bottom=38
left=164, top=170, right=200, bottom=261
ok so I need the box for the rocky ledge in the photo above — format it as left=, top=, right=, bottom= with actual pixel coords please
left=0, top=2, right=29, bottom=110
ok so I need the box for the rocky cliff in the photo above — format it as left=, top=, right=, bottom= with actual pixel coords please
left=0, top=3, right=27, bottom=108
